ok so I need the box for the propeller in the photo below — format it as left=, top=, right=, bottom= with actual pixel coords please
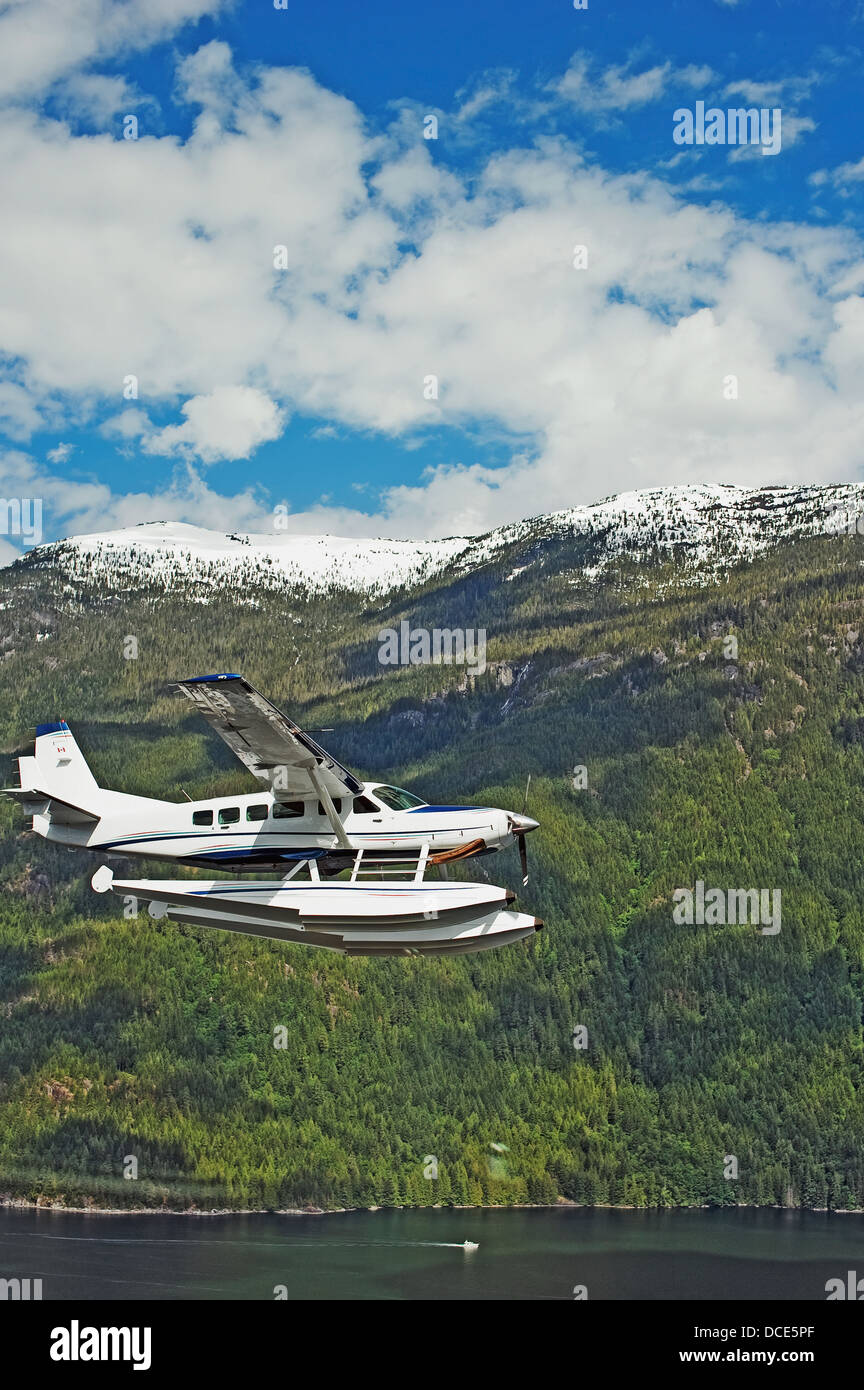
left=510, top=774, right=535, bottom=886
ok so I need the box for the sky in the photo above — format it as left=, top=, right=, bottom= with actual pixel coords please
left=0, top=0, right=863, bottom=562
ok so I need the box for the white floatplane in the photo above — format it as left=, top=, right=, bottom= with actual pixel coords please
left=6, top=674, right=542, bottom=958
left=5, top=673, right=539, bottom=879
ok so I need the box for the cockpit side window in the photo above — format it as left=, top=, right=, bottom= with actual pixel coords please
left=352, top=796, right=380, bottom=815
left=371, top=785, right=426, bottom=811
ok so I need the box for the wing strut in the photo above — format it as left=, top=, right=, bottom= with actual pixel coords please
left=308, top=765, right=353, bottom=851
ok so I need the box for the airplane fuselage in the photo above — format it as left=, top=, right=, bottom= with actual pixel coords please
left=34, top=781, right=519, bottom=869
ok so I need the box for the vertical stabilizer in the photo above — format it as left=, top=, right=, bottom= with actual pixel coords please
left=28, top=722, right=100, bottom=802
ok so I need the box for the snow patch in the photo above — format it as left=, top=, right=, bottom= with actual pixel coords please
left=12, top=484, right=864, bottom=599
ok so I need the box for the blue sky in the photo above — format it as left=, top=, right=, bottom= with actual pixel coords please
left=1, top=0, right=863, bottom=558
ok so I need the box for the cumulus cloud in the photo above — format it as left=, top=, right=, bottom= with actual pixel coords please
left=0, top=382, right=44, bottom=438
left=53, top=72, right=140, bottom=124
left=143, top=387, right=285, bottom=463
left=0, top=0, right=225, bottom=104
left=99, top=408, right=150, bottom=440
left=0, top=31, right=861, bottom=541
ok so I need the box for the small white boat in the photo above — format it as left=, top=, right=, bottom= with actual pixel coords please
left=462, top=1241, right=479, bottom=1251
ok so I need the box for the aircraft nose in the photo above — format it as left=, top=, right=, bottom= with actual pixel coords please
left=509, top=813, right=539, bottom=833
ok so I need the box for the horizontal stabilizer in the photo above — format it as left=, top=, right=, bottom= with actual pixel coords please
left=3, top=786, right=100, bottom=825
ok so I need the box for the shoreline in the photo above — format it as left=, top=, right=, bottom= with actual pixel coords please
left=2, top=1196, right=862, bottom=1218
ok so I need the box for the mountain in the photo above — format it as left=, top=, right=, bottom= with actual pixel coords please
left=13, top=482, right=864, bottom=599
left=2, top=482, right=864, bottom=1213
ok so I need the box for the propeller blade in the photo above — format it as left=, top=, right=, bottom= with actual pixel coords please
left=519, top=832, right=528, bottom=886
left=521, top=773, right=532, bottom=817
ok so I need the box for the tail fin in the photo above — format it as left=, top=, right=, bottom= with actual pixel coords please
left=3, top=722, right=101, bottom=827
left=24, top=722, right=100, bottom=802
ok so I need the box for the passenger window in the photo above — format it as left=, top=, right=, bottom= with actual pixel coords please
left=246, top=804, right=268, bottom=822
left=218, top=807, right=240, bottom=825
left=352, top=796, right=379, bottom=815
left=193, top=809, right=213, bottom=826
left=317, top=800, right=343, bottom=816
left=272, top=801, right=304, bottom=818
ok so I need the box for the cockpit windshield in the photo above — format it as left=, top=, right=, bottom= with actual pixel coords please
left=372, top=785, right=427, bottom=811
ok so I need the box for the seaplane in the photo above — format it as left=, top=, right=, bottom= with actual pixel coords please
left=5, top=673, right=542, bottom=957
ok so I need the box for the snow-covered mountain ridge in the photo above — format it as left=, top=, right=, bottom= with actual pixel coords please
left=12, top=483, right=864, bottom=598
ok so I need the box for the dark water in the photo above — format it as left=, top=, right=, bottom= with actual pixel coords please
left=1, top=1206, right=863, bottom=1300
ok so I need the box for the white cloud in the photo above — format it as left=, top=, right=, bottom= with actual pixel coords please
left=99, top=408, right=150, bottom=440
left=0, top=35, right=861, bottom=540
left=144, top=387, right=285, bottom=463
left=0, top=381, right=44, bottom=438
left=677, top=65, right=716, bottom=88
left=721, top=74, right=817, bottom=157
left=46, top=442, right=74, bottom=463
left=810, top=155, right=864, bottom=192
left=557, top=57, right=671, bottom=111
left=724, top=79, right=784, bottom=106
left=775, top=112, right=817, bottom=148
left=174, top=38, right=245, bottom=127
left=0, top=534, right=21, bottom=565
left=727, top=113, right=816, bottom=160
left=724, top=74, right=817, bottom=107
left=454, top=69, right=518, bottom=122
left=555, top=56, right=713, bottom=112
left=0, top=0, right=225, bottom=105
left=54, top=72, right=139, bottom=123
left=0, top=445, right=274, bottom=551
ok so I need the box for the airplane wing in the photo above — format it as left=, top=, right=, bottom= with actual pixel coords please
left=174, top=674, right=363, bottom=801
left=2, top=787, right=100, bottom=825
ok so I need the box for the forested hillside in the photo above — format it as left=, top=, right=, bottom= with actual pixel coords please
left=2, top=510, right=864, bottom=1211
